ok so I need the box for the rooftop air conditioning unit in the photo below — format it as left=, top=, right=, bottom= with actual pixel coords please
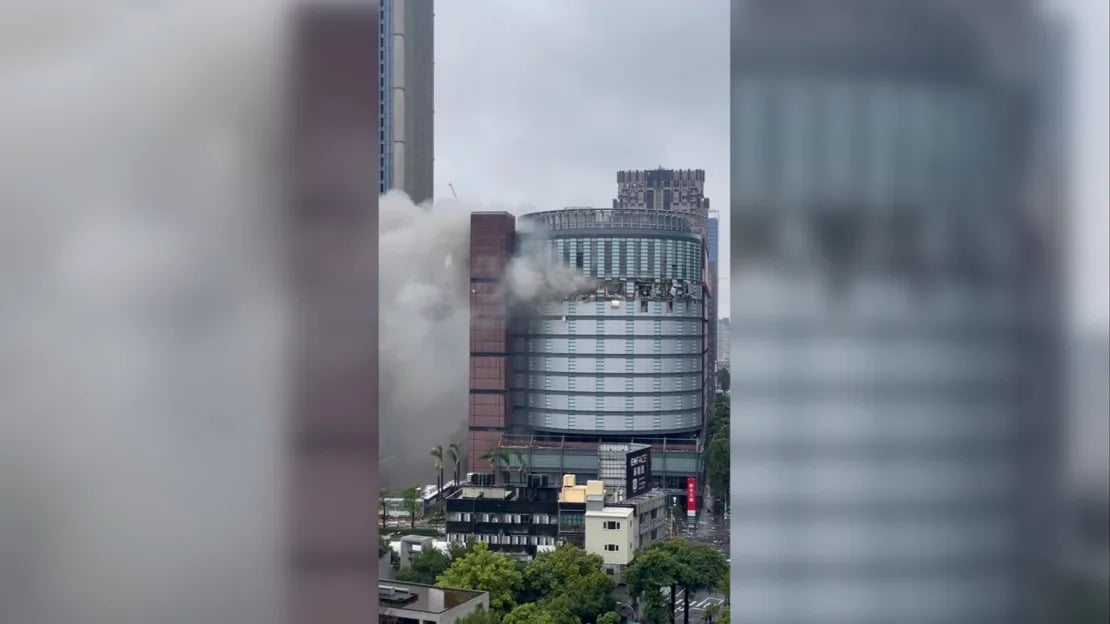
left=378, top=585, right=418, bottom=604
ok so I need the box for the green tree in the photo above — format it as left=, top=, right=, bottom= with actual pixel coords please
left=521, top=544, right=614, bottom=622
left=479, top=449, right=512, bottom=484
left=396, top=546, right=453, bottom=585
left=513, top=451, right=529, bottom=485
left=706, top=433, right=730, bottom=508
left=626, top=539, right=728, bottom=624
left=503, top=603, right=557, bottom=624
left=708, top=395, right=730, bottom=440
left=651, top=539, right=728, bottom=624
left=595, top=612, right=619, bottom=624
left=716, top=367, right=730, bottom=393
left=624, top=548, right=686, bottom=623
left=401, top=486, right=422, bottom=530
left=448, top=537, right=479, bottom=561
left=379, top=535, right=391, bottom=557
left=437, top=542, right=523, bottom=613
left=456, top=606, right=502, bottom=624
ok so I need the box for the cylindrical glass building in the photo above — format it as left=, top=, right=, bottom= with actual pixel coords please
left=511, top=208, right=709, bottom=437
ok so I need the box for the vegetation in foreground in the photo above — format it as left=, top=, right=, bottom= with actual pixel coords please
left=391, top=536, right=727, bottom=624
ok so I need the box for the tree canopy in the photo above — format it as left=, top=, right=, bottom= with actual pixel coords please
left=396, top=546, right=453, bottom=585
left=520, top=544, right=615, bottom=622
left=651, top=538, right=728, bottom=594
left=624, top=539, right=729, bottom=624
left=706, top=396, right=731, bottom=506
left=716, top=367, right=730, bottom=392
left=502, top=603, right=558, bottom=624
left=706, top=434, right=730, bottom=507
left=624, top=548, right=687, bottom=624
left=595, top=612, right=619, bottom=624
left=437, top=542, right=523, bottom=612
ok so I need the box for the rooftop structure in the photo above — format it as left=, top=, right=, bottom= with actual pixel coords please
left=378, top=581, right=489, bottom=624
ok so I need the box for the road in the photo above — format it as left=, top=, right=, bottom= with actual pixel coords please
left=674, top=587, right=726, bottom=623
left=679, top=510, right=729, bottom=559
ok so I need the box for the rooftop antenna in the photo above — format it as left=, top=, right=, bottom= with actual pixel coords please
left=448, top=183, right=458, bottom=199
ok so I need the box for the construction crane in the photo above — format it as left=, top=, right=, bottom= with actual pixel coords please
left=448, top=183, right=458, bottom=199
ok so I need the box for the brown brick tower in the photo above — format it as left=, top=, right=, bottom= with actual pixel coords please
left=467, top=212, right=516, bottom=476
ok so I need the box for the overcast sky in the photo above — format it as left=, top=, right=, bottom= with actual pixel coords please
left=434, top=0, right=732, bottom=318
left=435, top=0, right=1106, bottom=331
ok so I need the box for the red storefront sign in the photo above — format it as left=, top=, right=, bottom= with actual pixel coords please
left=686, top=477, right=697, bottom=516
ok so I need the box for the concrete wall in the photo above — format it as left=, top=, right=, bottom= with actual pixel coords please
left=585, top=509, right=635, bottom=567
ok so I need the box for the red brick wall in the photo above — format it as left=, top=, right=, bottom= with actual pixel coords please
left=467, top=212, right=515, bottom=472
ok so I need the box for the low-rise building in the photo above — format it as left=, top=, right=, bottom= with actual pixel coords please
left=444, top=480, right=559, bottom=558
left=556, top=474, right=588, bottom=548
left=611, top=489, right=668, bottom=551
left=557, top=473, right=670, bottom=583
left=379, top=581, right=489, bottom=624
left=585, top=503, right=636, bottom=583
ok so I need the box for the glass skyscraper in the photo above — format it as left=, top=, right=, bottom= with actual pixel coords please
left=378, top=0, right=434, bottom=204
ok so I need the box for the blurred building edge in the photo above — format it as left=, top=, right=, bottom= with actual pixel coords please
left=289, top=4, right=381, bottom=624
left=730, top=1, right=1069, bottom=623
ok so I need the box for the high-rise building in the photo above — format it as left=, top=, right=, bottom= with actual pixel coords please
left=717, top=317, right=730, bottom=368
left=466, top=212, right=516, bottom=473
left=614, top=168, right=710, bottom=221
left=730, top=1, right=1063, bottom=622
left=378, top=0, right=434, bottom=204
left=614, top=169, right=717, bottom=391
left=467, top=207, right=710, bottom=506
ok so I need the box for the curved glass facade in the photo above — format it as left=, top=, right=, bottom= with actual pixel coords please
left=512, top=210, right=708, bottom=436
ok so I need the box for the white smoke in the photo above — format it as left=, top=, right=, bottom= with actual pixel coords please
left=378, top=198, right=598, bottom=489
left=378, top=192, right=472, bottom=489
left=505, top=252, right=598, bottom=304
left=0, top=2, right=284, bottom=623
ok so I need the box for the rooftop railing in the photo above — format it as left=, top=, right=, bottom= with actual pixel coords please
left=519, top=208, right=704, bottom=234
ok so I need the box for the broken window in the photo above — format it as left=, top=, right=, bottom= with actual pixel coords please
left=640, top=300, right=648, bottom=313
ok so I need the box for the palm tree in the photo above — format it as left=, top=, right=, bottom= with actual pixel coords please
left=447, top=442, right=462, bottom=488
left=378, top=488, right=391, bottom=528
left=496, top=449, right=511, bottom=485
left=479, top=449, right=497, bottom=481
left=513, top=451, right=528, bottom=485
left=478, top=448, right=512, bottom=485
left=430, top=445, right=444, bottom=502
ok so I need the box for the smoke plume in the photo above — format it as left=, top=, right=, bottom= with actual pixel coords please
left=505, top=251, right=598, bottom=305
left=378, top=198, right=598, bottom=489
left=378, top=192, right=472, bottom=489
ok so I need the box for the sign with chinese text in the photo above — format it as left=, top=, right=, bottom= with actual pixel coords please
left=625, top=446, right=652, bottom=497
left=686, top=477, right=696, bottom=517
